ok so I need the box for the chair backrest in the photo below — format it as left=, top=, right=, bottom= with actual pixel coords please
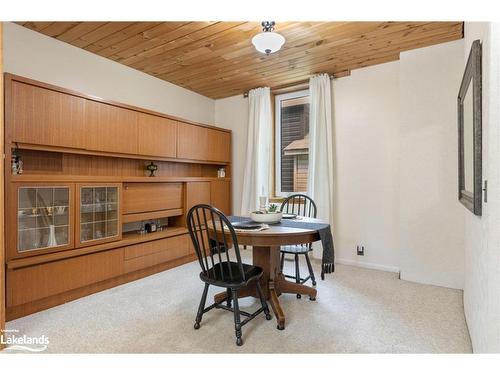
left=187, top=204, right=245, bottom=282
left=280, top=194, right=317, bottom=218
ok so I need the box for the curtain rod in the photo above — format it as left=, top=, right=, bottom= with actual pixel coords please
left=242, top=71, right=349, bottom=98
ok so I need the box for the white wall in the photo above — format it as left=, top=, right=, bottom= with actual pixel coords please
left=2, top=22, right=214, bottom=125
left=214, top=95, right=249, bottom=213
left=332, top=62, right=400, bottom=272
left=215, top=40, right=467, bottom=288
left=462, top=22, right=500, bottom=353
left=398, top=40, right=466, bottom=289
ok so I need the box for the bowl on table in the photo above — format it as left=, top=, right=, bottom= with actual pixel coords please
left=250, top=211, right=283, bottom=224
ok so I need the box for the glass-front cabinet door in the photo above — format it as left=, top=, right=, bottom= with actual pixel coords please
left=16, top=185, right=74, bottom=255
left=76, top=184, right=122, bottom=247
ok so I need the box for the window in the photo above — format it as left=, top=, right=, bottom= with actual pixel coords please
left=274, top=90, right=310, bottom=197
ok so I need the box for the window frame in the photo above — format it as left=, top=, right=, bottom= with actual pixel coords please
left=274, top=89, right=310, bottom=198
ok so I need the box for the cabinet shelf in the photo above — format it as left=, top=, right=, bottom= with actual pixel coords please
left=11, top=174, right=231, bottom=183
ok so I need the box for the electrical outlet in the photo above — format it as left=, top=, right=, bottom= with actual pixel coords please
left=356, top=245, right=365, bottom=256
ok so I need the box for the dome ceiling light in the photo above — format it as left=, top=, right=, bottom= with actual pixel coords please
left=251, top=21, right=286, bottom=55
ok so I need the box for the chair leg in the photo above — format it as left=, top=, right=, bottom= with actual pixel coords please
left=304, top=252, right=317, bottom=286
left=295, top=254, right=301, bottom=299
left=232, top=289, right=243, bottom=346
left=255, top=280, right=272, bottom=320
left=194, top=283, right=209, bottom=329
left=280, top=252, right=285, bottom=271
left=226, top=287, right=232, bottom=308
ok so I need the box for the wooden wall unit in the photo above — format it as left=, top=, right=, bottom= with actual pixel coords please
left=137, top=113, right=177, bottom=158
left=3, top=73, right=232, bottom=320
left=10, top=81, right=87, bottom=149
left=7, top=183, right=76, bottom=260
left=210, top=180, right=232, bottom=215
left=177, top=122, right=231, bottom=163
left=86, top=100, right=138, bottom=155
left=123, top=182, right=182, bottom=214
left=5, top=74, right=231, bottom=164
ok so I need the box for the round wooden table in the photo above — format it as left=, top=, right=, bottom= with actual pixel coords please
left=213, top=218, right=324, bottom=330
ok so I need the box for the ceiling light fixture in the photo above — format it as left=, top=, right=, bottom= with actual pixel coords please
left=251, top=21, right=285, bottom=55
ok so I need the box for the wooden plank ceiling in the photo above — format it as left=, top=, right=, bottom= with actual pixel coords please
left=18, top=22, right=463, bottom=99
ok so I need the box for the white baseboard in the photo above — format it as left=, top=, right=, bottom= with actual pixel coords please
left=335, top=258, right=400, bottom=274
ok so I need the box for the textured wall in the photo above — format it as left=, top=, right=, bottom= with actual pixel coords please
left=463, top=22, right=500, bottom=353
left=214, top=95, right=249, bottom=214
left=398, top=39, right=466, bottom=289
left=331, top=61, right=400, bottom=272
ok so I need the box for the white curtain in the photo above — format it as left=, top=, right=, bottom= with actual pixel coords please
left=240, top=87, right=272, bottom=215
left=308, top=74, right=335, bottom=256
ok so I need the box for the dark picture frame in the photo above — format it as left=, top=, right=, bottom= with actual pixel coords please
left=458, top=39, right=482, bottom=216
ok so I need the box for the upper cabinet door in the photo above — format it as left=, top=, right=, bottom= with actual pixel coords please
left=177, top=122, right=231, bottom=163
left=207, top=129, right=231, bottom=163
left=177, top=122, right=208, bottom=161
left=85, top=100, right=138, bottom=155
left=137, top=113, right=177, bottom=158
left=10, top=81, right=87, bottom=149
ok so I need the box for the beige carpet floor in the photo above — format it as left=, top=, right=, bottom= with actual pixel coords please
left=5, top=250, right=472, bottom=353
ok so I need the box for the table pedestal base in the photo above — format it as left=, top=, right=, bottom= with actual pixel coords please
left=214, top=246, right=317, bottom=330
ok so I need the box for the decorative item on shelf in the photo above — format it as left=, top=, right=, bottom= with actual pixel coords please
left=251, top=21, right=286, bottom=55
left=146, top=161, right=158, bottom=177
left=47, top=224, right=58, bottom=247
left=217, top=167, right=226, bottom=178
left=139, top=222, right=147, bottom=235
left=11, top=149, right=23, bottom=175
left=145, top=221, right=157, bottom=233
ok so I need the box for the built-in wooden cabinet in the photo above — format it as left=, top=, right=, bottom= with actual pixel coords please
left=137, top=113, right=177, bottom=158
left=123, top=235, right=190, bottom=273
left=7, top=248, right=124, bottom=307
left=185, top=180, right=231, bottom=216
left=177, top=122, right=231, bottom=163
left=4, top=74, right=232, bottom=320
left=177, top=122, right=208, bottom=161
left=86, top=100, right=139, bottom=155
left=75, top=184, right=122, bottom=247
left=123, top=182, right=182, bottom=215
left=211, top=180, right=231, bottom=215
left=185, top=182, right=211, bottom=213
left=207, top=129, right=231, bottom=163
left=8, top=183, right=75, bottom=260
left=9, top=81, right=87, bottom=149
left=6, top=75, right=231, bottom=163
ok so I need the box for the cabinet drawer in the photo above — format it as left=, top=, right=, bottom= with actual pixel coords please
left=123, top=182, right=182, bottom=214
left=6, top=248, right=123, bottom=307
left=123, top=235, right=191, bottom=273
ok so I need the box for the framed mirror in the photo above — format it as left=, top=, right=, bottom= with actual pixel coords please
left=458, top=39, right=482, bottom=216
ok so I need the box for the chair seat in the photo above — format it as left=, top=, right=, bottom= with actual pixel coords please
left=280, top=244, right=312, bottom=254
left=200, top=261, right=263, bottom=287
